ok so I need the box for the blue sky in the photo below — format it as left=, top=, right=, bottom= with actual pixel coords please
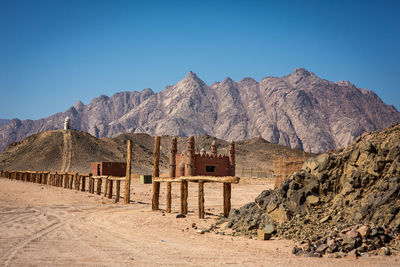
left=1, top=0, right=399, bottom=120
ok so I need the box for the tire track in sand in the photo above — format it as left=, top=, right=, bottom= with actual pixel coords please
left=1, top=206, right=113, bottom=267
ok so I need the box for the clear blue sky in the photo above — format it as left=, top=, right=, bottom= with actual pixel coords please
left=1, top=0, right=399, bottom=120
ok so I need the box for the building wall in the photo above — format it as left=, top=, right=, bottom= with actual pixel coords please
left=273, top=155, right=307, bottom=188
left=174, top=153, right=230, bottom=177
left=91, top=162, right=126, bottom=177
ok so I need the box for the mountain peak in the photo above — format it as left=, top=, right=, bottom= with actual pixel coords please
left=74, top=100, right=85, bottom=110
left=292, top=67, right=312, bottom=77
left=178, top=71, right=206, bottom=87
left=185, top=71, right=200, bottom=80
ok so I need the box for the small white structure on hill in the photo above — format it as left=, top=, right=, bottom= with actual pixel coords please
left=64, top=116, right=71, bottom=130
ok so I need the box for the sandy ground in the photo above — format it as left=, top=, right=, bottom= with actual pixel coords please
left=0, top=177, right=399, bottom=267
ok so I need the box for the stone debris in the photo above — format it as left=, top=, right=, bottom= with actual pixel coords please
left=227, top=123, right=400, bottom=257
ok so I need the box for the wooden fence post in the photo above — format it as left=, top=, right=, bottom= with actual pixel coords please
left=97, top=178, right=102, bottom=195
left=223, top=183, right=231, bottom=218
left=89, top=177, right=93, bottom=193
left=180, top=180, right=188, bottom=214
left=69, top=173, right=74, bottom=189
left=152, top=136, right=161, bottom=210
left=107, top=179, right=113, bottom=199
left=103, top=178, right=108, bottom=197
left=166, top=182, right=172, bottom=213
left=81, top=175, right=86, bottom=192
left=124, top=140, right=132, bottom=204
left=198, top=180, right=204, bottom=219
left=115, top=180, right=121, bottom=203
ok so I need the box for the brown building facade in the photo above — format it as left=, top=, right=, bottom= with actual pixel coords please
left=169, top=136, right=235, bottom=178
left=91, top=162, right=126, bottom=177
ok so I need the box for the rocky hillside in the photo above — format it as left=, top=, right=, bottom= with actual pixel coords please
left=0, top=130, right=305, bottom=174
left=0, top=119, right=9, bottom=127
left=226, top=123, right=400, bottom=257
left=1, top=68, right=399, bottom=153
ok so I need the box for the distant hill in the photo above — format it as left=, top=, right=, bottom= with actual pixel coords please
left=0, top=130, right=306, bottom=174
left=1, top=68, right=399, bottom=153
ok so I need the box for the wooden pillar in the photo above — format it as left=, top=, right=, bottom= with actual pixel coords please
left=81, top=176, right=86, bottom=192
left=115, top=180, right=121, bottom=203
left=167, top=137, right=177, bottom=213
left=103, top=178, right=108, bottom=197
left=64, top=174, right=69, bottom=188
left=198, top=180, right=205, bottom=219
left=89, top=177, right=94, bottom=193
left=124, top=140, right=132, bottom=204
left=96, top=178, right=102, bottom=195
left=107, top=179, right=113, bottom=199
left=166, top=182, right=172, bottom=213
left=152, top=136, right=161, bottom=211
left=69, top=173, right=74, bottom=189
left=223, top=183, right=231, bottom=218
left=180, top=180, right=188, bottom=214
left=75, top=173, right=80, bottom=190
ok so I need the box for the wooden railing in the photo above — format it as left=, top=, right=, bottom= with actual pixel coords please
left=0, top=170, right=125, bottom=203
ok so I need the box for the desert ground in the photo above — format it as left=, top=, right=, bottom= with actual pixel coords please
left=0, top=177, right=399, bottom=266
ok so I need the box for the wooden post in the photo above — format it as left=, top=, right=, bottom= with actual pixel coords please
left=152, top=136, right=161, bottom=211
left=223, top=183, right=231, bottom=218
left=166, top=182, right=172, bottom=213
left=69, top=173, right=74, bottom=189
left=89, top=177, right=94, bottom=193
left=103, top=178, right=108, bottom=197
left=180, top=180, right=188, bottom=214
left=75, top=173, right=80, bottom=190
left=107, top=179, right=113, bottom=199
left=115, top=180, right=121, bottom=203
left=198, top=180, right=204, bottom=219
left=124, top=140, right=132, bottom=204
left=96, top=178, right=102, bottom=195
left=167, top=137, right=177, bottom=213
left=81, top=175, right=86, bottom=192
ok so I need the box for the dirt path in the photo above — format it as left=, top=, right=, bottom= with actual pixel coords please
left=0, top=178, right=399, bottom=266
left=60, top=130, right=72, bottom=172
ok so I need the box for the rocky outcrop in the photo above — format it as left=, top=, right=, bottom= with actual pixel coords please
left=1, top=68, right=399, bottom=152
left=226, top=123, right=400, bottom=257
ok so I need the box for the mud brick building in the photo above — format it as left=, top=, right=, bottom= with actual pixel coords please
left=169, top=136, right=235, bottom=178
left=91, top=162, right=126, bottom=177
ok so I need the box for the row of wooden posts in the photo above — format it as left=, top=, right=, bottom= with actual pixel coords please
left=0, top=170, right=130, bottom=203
left=0, top=140, right=134, bottom=204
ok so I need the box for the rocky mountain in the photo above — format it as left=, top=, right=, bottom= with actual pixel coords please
left=0, top=119, right=9, bottom=127
left=1, top=68, right=399, bottom=153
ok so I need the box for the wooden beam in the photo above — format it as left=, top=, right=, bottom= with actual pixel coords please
left=198, top=180, right=204, bottom=219
left=124, top=140, right=132, bottom=204
left=153, top=176, right=240, bottom=184
left=223, top=183, right=231, bottom=218
left=152, top=136, right=161, bottom=211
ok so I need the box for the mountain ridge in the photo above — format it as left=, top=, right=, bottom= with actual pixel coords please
left=1, top=68, right=399, bottom=153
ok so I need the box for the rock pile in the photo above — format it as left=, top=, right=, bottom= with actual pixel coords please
left=226, top=123, right=400, bottom=257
